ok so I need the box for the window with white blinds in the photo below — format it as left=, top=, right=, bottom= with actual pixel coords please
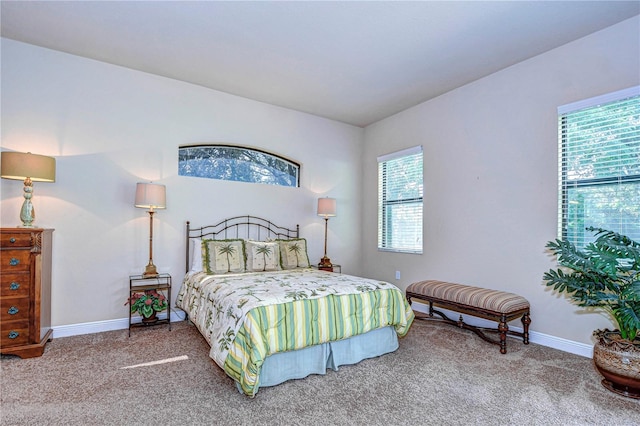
left=377, top=146, right=423, bottom=253
left=558, top=86, right=640, bottom=248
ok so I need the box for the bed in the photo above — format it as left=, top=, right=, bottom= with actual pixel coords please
left=176, top=216, right=414, bottom=397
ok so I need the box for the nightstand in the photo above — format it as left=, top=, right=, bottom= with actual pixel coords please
left=128, top=273, right=171, bottom=337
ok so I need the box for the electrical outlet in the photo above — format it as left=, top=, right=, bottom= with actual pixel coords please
left=395, top=271, right=401, bottom=280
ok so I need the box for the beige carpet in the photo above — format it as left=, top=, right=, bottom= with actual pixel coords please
left=1, top=319, right=638, bottom=425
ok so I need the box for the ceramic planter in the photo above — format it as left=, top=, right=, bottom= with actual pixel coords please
left=592, top=329, right=640, bottom=399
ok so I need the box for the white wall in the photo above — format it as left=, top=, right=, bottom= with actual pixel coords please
left=3, top=16, right=638, bottom=349
left=1, top=39, right=364, bottom=328
left=362, top=16, right=640, bottom=346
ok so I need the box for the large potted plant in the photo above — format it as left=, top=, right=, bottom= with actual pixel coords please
left=543, top=227, right=640, bottom=399
left=126, top=289, right=168, bottom=323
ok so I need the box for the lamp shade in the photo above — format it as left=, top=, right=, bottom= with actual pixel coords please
left=317, top=197, right=336, bottom=217
left=135, top=183, right=166, bottom=210
left=1, top=152, right=56, bottom=182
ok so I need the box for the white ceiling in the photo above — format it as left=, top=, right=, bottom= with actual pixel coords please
left=1, top=1, right=639, bottom=127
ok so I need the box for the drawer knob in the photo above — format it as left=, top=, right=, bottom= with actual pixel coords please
left=9, top=282, right=20, bottom=290
left=9, top=238, right=16, bottom=243
left=8, top=306, right=19, bottom=315
left=9, top=258, right=20, bottom=266
left=8, top=331, right=19, bottom=339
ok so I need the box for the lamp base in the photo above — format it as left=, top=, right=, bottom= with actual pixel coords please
left=318, top=256, right=333, bottom=272
left=142, top=262, right=158, bottom=278
left=19, top=178, right=36, bottom=228
left=318, top=256, right=332, bottom=268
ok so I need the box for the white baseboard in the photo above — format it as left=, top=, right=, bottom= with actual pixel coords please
left=52, top=305, right=593, bottom=359
left=52, top=310, right=187, bottom=339
left=411, top=302, right=593, bottom=358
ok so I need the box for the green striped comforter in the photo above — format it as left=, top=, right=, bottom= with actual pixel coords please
left=176, top=268, right=414, bottom=396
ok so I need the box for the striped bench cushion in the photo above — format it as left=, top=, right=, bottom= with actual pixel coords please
left=407, top=280, right=529, bottom=314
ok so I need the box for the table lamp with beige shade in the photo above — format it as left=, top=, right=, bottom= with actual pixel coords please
left=1, top=151, right=56, bottom=228
left=135, top=182, right=166, bottom=278
left=317, top=197, right=336, bottom=269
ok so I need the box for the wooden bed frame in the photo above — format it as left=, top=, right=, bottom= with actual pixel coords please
left=185, top=215, right=299, bottom=272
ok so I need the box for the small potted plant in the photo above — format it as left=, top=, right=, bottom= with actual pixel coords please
left=543, top=227, right=640, bottom=399
left=126, top=289, right=168, bottom=323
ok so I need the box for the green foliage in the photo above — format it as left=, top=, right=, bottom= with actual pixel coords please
left=126, top=289, right=168, bottom=318
left=543, top=227, right=640, bottom=341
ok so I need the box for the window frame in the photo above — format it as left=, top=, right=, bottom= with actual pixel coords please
left=557, top=86, right=640, bottom=248
left=178, top=144, right=300, bottom=187
left=377, top=145, right=424, bottom=254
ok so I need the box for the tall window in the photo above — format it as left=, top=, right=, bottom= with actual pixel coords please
left=179, top=145, right=300, bottom=187
left=378, top=146, right=423, bottom=253
left=558, top=86, right=640, bottom=248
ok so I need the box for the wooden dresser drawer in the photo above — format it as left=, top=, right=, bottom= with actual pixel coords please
left=0, top=321, right=30, bottom=347
left=1, top=250, right=31, bottom=272
left=0, top=297, right=30, bottom=322
left=1, top=273, right=30, bottom=298
left=0, top=233, right=32, bottom=248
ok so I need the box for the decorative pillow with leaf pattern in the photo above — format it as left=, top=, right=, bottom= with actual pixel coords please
left=203, top=239, right=246, bottom=274
left=277, top=238, right=311, bottom=269
left=246, top=240, right=281, bottom=272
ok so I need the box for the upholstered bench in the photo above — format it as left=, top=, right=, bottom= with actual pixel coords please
left=406, top=280, right=531, bottom=354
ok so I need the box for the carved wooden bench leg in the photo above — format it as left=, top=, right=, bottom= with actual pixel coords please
left=522, top=312, right=531, bottom=344
left=499, top=314, right=508, bottom=354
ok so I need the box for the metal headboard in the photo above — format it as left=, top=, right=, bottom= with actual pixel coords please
left=186, top=215, right=300, bottom=272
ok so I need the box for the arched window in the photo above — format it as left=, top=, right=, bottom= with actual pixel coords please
left=179, top=145, right=300, bottom=187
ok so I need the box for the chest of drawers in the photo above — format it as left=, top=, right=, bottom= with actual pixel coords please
left=0, top=228, right=53, bottom=358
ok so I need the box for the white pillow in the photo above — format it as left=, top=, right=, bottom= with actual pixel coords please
left=189, top=238, right=203, bottom=273
left=246, top=240, right=281, bottom=272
